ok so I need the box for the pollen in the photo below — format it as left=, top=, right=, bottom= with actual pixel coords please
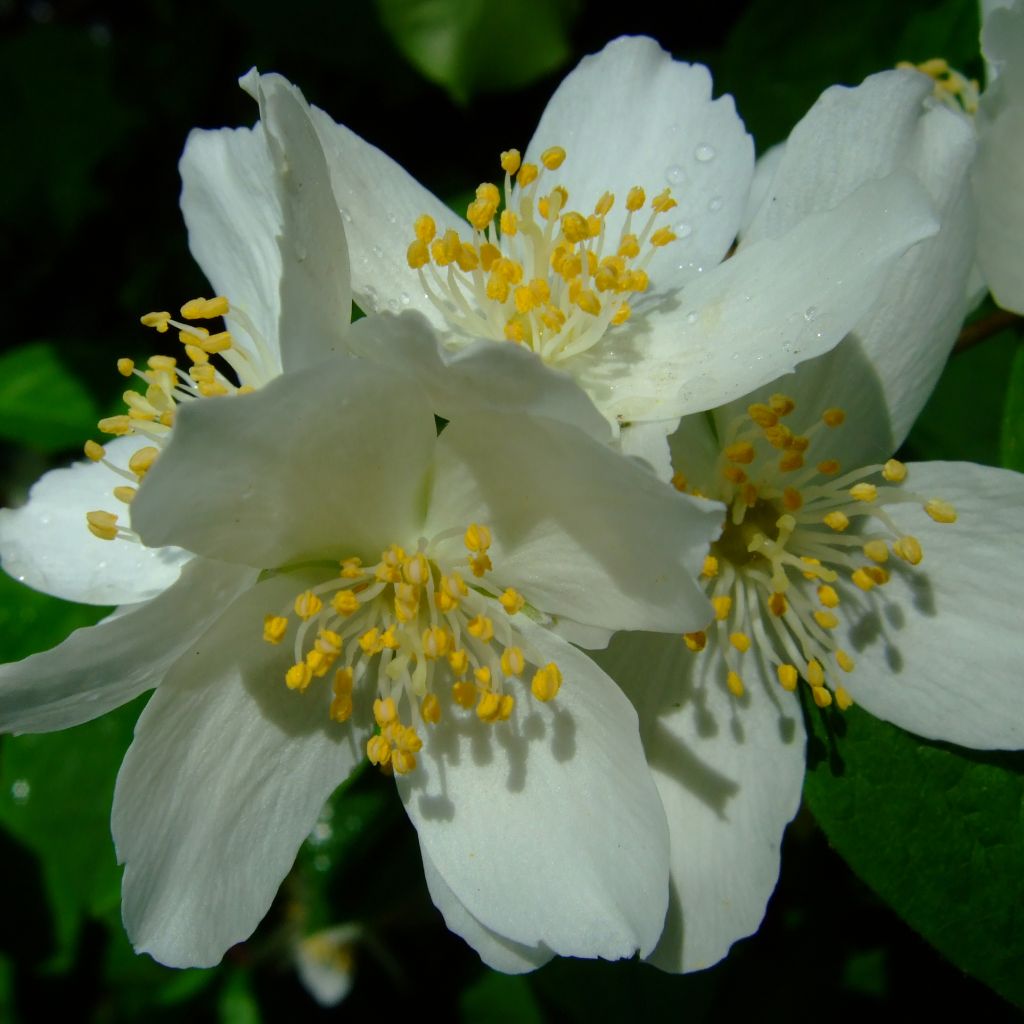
left=925, top=499, right=957, bottom=524
left=683, top=631, right=707, bottom=652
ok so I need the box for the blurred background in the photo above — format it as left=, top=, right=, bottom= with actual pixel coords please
left=1, top=0, right=1022, bottom=1019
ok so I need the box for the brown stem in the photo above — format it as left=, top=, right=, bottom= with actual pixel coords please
left=953, top=309, right=1022, bottom=354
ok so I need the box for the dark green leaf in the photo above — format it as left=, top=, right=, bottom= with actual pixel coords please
left=999, top=342, right=1024, bottom=471
left=376, top=0, right=578, bottom=104
left=218, top=969, right=262, bottom=1024
left=460, top=971, right=543, bottom=1024
left=804, top=704, right=1024, bottom=1007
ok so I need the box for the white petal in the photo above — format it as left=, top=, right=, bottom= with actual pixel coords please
left=835, top=461, right=1024, bottom=750
left=420, top=846, right=553, bottom=973
left=0, top=559, right=254, bottom=734
left=0, top=437, right=190, bottom=605
left=294, top=927, right=358, bottom=1006
left=131, top=360, right=436, bottom=569
left=739, top=143, right=784, bottom=236
left=525, top=37, right=754, bottom=293
left=426, top=410, right=721, bottom=635
left=345, top=311, right=611, bottom=441
left=618, top=418, right=677, bottom=482
left=179, top=123, right=284, bottom=381
left=399, top=620, right=670, bottom=960
left=594, top=629, right=805, bottom=973
left=308, top=106, right=467, bottom=324
left=577, top=173, right=939, bottom=424
left=114, top=573, right=371, bottom=967
left=245, top=72, right=352, bottom=372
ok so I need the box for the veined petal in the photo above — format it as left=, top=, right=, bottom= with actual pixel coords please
left=242, top=71, right=352, bottom=372
left=594, top=630, right=805, bottom=973
left=0, top=559, right=255, bottom=734
left=0, top=436, right=190, bottom=606
left=399, top=620, right=670, bottom=960
left=114, top=573, right=371, bottom=968
left=131, top=359, right=436, bottom=570
left=524, top=36, right=754, bottom=294
left=426, top=410, right=721, bottom=635
left=420, top=847, right=553, bottom=973
left=345, top=311, right=611, bottom=442
left=575, top=173, right=939, bottom=424
left=618, top=419, right=678, bottom=482
left=834, top=461, right=1024, bottom=750
left=307, top=106, right=467, bottom=325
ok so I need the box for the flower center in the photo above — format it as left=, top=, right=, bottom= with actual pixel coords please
left=896, top=57, right=979, bottom=114
left=406, top=145, right=678, bottom=366
left=675, top=393, right=957, bottom=709
left=83, top=295, right=263, bottom=544
left=263, top=524, right=563, bottom=775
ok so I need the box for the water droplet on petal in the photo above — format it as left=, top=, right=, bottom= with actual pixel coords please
left=665, top=164, right=687, bottom=186
left=686, top=311, right=699, bottom=325
left=372, top=245, right=384, bottom=260
left=399, top=292, right=411, bottom=306
left=340, top=207, right=353, bottom=224
left=803, top=306, right=819, bottom=322
left=708, top=196, right=723, bottom=213
left=675, top=221, right=693, bottom=239
left=695, top=144, right=716, bottom=162
left=11, top=779, right=30, bottom=804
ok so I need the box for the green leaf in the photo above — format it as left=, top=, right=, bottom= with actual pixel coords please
left=460, top=971, right=543, bottom=1024
left=804, top=704, right=1024, bottom=1008
left=0, top=343, right=98, bottom=453
left=0, top=698, right=141, bottom=969
left=999, top=342, right=1024, bottom=471
left=376, top=0, right=578, bottom=104
left=218, top=970, right=262, bottom=1024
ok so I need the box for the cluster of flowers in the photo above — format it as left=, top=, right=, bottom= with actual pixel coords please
left=1, top=15, right=1022, bottom=980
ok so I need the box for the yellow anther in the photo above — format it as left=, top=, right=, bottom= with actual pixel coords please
left=263, top=615, right=288, bottom=644
left=670, top=472, right=687, bottom=493
left=729, top=632, right=751, bottom=653
left=724, top=441, right=755, bottom=464
left=882, top=458, right=908, bottom=483
left=316, top=629, right=343, bottom=657
left=651, top=188, right=677, bottom=213
left=374, top=697, right=398, bottom=727
left=184, top=344, right=209, bottom=365
left=469, top=552, right=492, bottom=577
left=128, top=446, right=159, bottom=477
left=683, top=631, right=707, bottom=652
left=807, top=659, right=825, bottom=688
left=85, top=509, right=118, bottom=541
left=782, top=487, right=803, bottom=511
left=414, top=214, right=437, bottom=244
left=777, top=664, right=798, bottom=691
left=505, top=319, right=526, bottom=343
left=813, top=610, right=839, bottom=630
left=835, top=687, right=854, bottom=711
left=768, top=592, right=787, bottom=616
left=394, top=581, right=420, bottom=622
left=850, top=482, right=877, bottom=502
left=464, top=523, right=492, bottom=553
left=626, top=186, right=646, bottom=211
left=893, top=535, right=923, bottom=565
left=863, top=540, right=889, bottom=563
left=531, top=663, right=562, bottom=702
left=392, top=747, right=417, bottom=775
left=851, top=568, right=877, bottom=591
left=198, top=381, right=229, bottom=397
left=421, top=692, right=442, bottom=725
left=817, top=459, right=841, bottom=476
left=467, top=197, right=497, bottom=231
left=574, top=289, right=601, bottom=316
left=712, top=595, right=732, bottom=620
left=822, top=408, right=846, bottom=427
left=407, top=239, right=430, bottom=269
left=181, top=296, right=229, bottom=319
left=741, top=483, right=759, bottom=507
left=650, top=227, right=677, bottom=248
left=925, top=499, right=957, bottom=524
left=333, top=667, right=354, bottom=696
left=836, top=650, right=856, bottom=673
left=823, top=511, right=850, bottom=532
left=452, top=680, right=476, bottom=708
left=499, top=588, right=525, bottom=615
left=141, top=311, right=171, bottom=332
left=366, top=734, right=392, bottom=768
left=455, top=243, right=479, bottom=273
left=726, top=671, right=745, bottom=698
left=769, top=394, right=796, bottom=416
left=116, top=358, right=135, bottom=378
left=812, top=686, right=833, bottom=708
left=98, top=415, right=132, bottom=436
left=561, top=211, right=589, bottom=243
left=476, top=691, right=503, bottom=723
left=618, top=233, right=640, bottom=259
left=801, top=556, right=822, bottom=578
left=498, top=209, right=518, bottom=236
left=748, top=403, right=778, bottom=428
left=611, top=302, right=631, bottom=325
left=762, top=424, right=793, bottom=449
left=330, top=694, right=353, bottom=724
left=785, top=435, right=810, bottom=453
left=340, top=557, right=363, bottom=579
left=403, top=552, right=430, bottom=586
left=594, top=191, right=614, bottom=216
left=467, top=614, right=494, bottom=642
left=305, top=649, right=334, bottom=678
left=779, top=451, right=805, bottom=473
left=500, top=149, right=521, bottom=174
left=723, top=466, right=747, bottom=484
left=199, top=332, right=232, bottom=354
left=701, top=555, right=719, bottom=578
left=517, top=163, right=538, bottom=187
left=189, top=363, right=216, bottom=383
left=817, top=585, right=840, bottom=608
left=286, top=661, right=313, bottom=692
left=500, top=646, right=525, bottom=676
left=83, top=439, right=106, bottom=462
left=147, top=355, right=177, bottom=372
left=541, top=146, right=566, bottom=170
left=422, top=626, right=451, bottom=659
left=448, top=649, right=469, bottom=676
left=331, top=590, right=360, bottom=617
left=294, top=591, right=323, bottom=620
left=864, top=565, right=889, bottom=585
left=112, top=486, right=136, bottom=504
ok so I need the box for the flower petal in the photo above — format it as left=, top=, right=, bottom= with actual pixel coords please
left=594, top=629, right=805, bottom=973
left=398, top=620, right=670, bottom=959
left=307, top=107, right=467, bottom=324
left=574, top=172, right=940, bottom=424
left=426, top=409, right=721, bottom=635
left=0, top=559, right=254, bottom=734
left=114, top=572, right=371, bottom=967
left=524, top=37, right=754, bottom=293
left=0, top=437, right=190, bottom=605
left=242, top=72, right=352, bottom=372
left=834, top=461, right=1024, bottom=750
left=345, top=310, right=611, bottom=441
left=131, top=359, right=436, bottom=569
left=420, top=846, right=554, bottom=973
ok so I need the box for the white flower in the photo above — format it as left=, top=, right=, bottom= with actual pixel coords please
left=305, top=36, right=940, bottom=471
left=594, top=67, right=1023, bottom=974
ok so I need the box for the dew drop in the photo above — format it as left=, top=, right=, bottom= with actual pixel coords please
left=387, top=212, right=398, bottom=225
left=695, top=144, right=716, bottom=162
left=399, top=292, right=412, bottom=306
left=708, top=196, right=723, bottom=213
left=372, top=245, right=384, bottom=260
left=11, top=779, right=30, bottom=804
left=686, top=311, right=699, bottom=325
left=675, top=221, right=693, bottom=239
left=340, top=207, right=353, bottom=224
left=387, top=300, right=400, bottom=313
left=665, top=164, right=687, bottom=186
left=803, top=306, right=819, bottom=322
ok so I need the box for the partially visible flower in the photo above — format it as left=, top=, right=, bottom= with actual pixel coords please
left=594, top=67, right=1021, bottom=974
left=307, top=36, right=939, bottom=470
left=294, top=925, right=360, bottom=1007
